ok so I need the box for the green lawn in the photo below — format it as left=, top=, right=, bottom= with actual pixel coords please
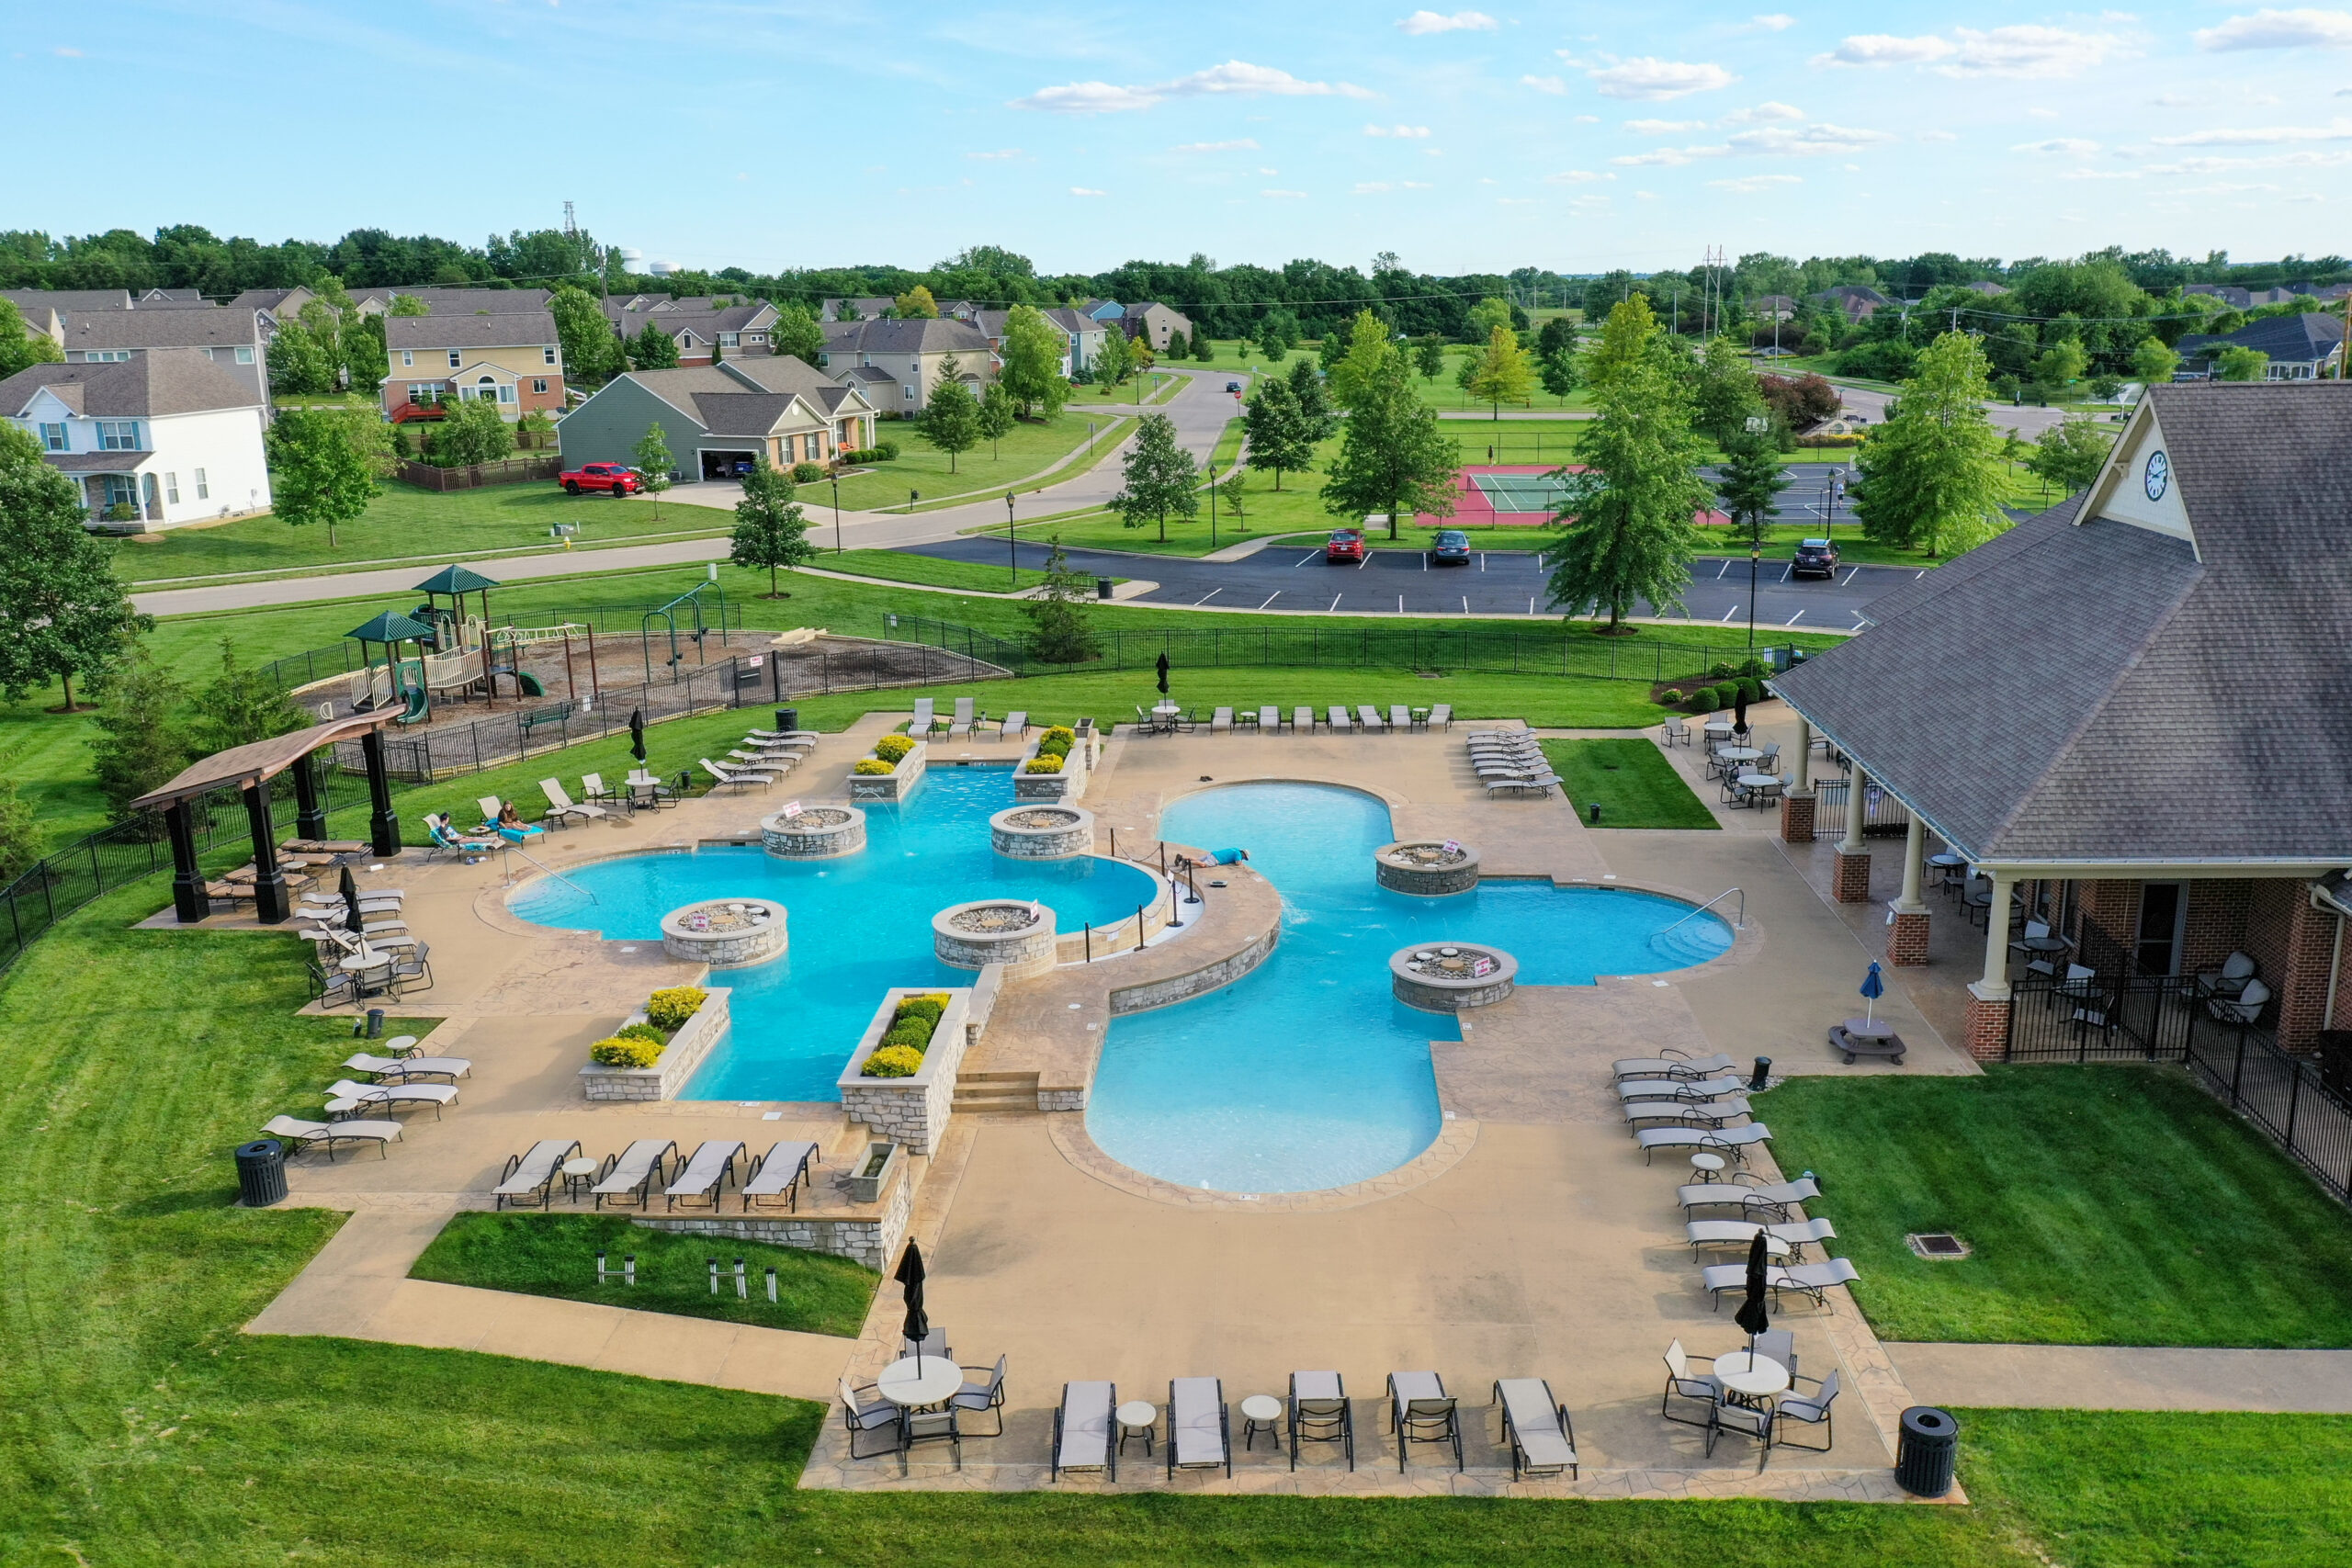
left=411, top=1213, right=876, bottom=1337
left=814, top=548, right=1050, bottom=593
left=830, top=407, right=1127, bottom=513
left=1537, top=739, right=1717, bottom=829
left=1765, top=1066, right=2352, bottom=1348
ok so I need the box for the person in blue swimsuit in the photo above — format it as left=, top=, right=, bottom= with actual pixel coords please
left=1209, top=848, right=1250, bottom=865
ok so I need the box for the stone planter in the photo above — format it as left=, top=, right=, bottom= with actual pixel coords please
left=1376, top=840, right=1481, bottom=897
left=990, top=803, right=1094, bottom=859
left=848, top=739, right=927, bottom=802
left=933, top=897, right=1058, bottom=977
left=1391, top=943, right=1518, bottom=1012
left=846, top=1139, right=905, bottom=1205
left=659, top=898, right=787, bottom=967
left=1013, top=732, right=1089, bottom=800
left=837, top=987, right=972, bottom=1156
left=762, top=804, right=865, bottom=859
left=579, top=987, right=732, bottom=1100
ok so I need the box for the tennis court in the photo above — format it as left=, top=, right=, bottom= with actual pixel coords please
left=1472, top=471, right=1574, bottom=513
left=1425, top=464, right=1733, bottom=530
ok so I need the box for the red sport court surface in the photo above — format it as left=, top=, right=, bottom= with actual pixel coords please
left=1422, top=464, right=1732, bottom=528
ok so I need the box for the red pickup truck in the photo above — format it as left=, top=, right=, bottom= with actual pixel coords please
left=560, top=463, right=640, bottom=495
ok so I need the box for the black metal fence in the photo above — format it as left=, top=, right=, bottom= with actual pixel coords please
left=257, top=597, right=746, bottom=697
left=1810, top=773, right=1912, bottom=839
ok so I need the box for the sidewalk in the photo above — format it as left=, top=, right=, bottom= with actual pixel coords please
left=1888, top=1343, right=2352, bottom=1413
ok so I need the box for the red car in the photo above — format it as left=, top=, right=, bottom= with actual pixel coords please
left=1326, top=527, right=1366, bottom=562
left=560, top=463, right=640, bottom=496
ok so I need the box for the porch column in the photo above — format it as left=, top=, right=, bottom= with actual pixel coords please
left=1779, top=716, right=1816, bottom=843
left=165, top=800, right=207, bottom=924
left=243, top=780, right=290, bottom=925
left=1833, top=762, right=1872, bottom=902
left=1962, top=871, right=2017, bottom=1061
left=1888, top=814, right=1931, bottom=966
left=361, top=728, right=401, bottom=858
left=291, top=750, right=328, bottom=841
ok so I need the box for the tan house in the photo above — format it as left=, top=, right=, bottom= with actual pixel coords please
left=819, top=316, right=994, bottom=415
left=383, top=310, right=565, bottom=423
left=556, top=356, right=879, bottom=482
left=350, top=286, right=552, bottom=318
left=1120, top=301, right=1193, bottom=354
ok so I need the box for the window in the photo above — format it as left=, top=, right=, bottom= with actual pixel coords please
left=84, top=349, right=131, bottom=363
left=718, top=333, right=740, bottom=349
left=543, top=346, right=557, bottom=366
left=38, top=423, right=65, bottom=452
left=447, top=350, right=462, bottom=369
left=96, top=420, right=142, bottom=450
left=195, top=468, right=208, bottom=500
left=235, top=345, right=254, bottom=364
left=532, top=378, right=548, bottom=395
left=401, top=350, right=413, bottom=367
left=408, top=383, right=446, bottom=405
left=904, top=384, right=916, bottom=400
left=499, top=384, right=516, bottom=403
left=164, top=472, right=179, bottom=504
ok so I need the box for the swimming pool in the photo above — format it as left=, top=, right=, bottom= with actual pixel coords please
left=508, top=767, right=1161, bottom=1100
left=1084, top=783, right=1733, bottom=1194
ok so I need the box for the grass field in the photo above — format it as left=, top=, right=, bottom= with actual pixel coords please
left=411, top=1213, right=877, bottom=1337
left=1765, top=1066, right=2352, bottom=1348
left=1537, top=739, right=1717, bottom=829
left=828, top=406, right=1123, bottom=513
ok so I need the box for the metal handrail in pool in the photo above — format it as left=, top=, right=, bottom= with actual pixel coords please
left=1662, top=886, right=1743, bottom=932
left=501, top=842, right=599, bottom=903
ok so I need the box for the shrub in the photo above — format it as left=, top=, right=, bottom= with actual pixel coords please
left=591, top=1035, right=663, bottom=1068
left=894, top=995, right=947, bottom=1025
left=1660, top=688, right=1683, bottom=704
left=646, top=986, right=707, bottom=1032
left=876, top=440, right=900, bottom=460
left=1707, top=660, right=1739, bottom=681
left=1035, top=731, right=1073, bottom=757
left=862, top=1043, right=923, bottom=1077
left=791, top=461, right=823, bottom=483
left=881, top=1021, right=932, bottom=1052
left=1688, top=691, right=1718, bottom=714
left=1739, top=677, right=1764, bottom=703
left=615, top=1021, right=665, bottom=1044
left=1713, top=682, right=1740, bottom=708
left=1023, top=756, right=1063, bottom=773
left=853, top=758, right=894, bottom=775
left=873, top=734, right=916, bottom=762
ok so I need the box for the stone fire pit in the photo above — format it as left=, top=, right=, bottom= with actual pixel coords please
left=660, top=897, right=788, bottom=967
left=1375, top=839, right=1481, bottom=897
left=762, top=804, right=865, bottom=859
left=989, top=803, right=1095, bottom=859
left=1390, top=942, right=1517, bottom=1011
left=933, top=897, right=1059, bottom=978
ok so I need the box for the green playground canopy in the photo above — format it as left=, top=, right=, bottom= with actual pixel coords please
left=345, top=611, right=436, bottom=646
left=412, top=563, right=501, bottom=595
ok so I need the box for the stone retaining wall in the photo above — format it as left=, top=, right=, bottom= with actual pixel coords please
left=1108, top=922, right=1277, bottom=1015
left=1012, top=730, right=1091, bottom=800
left=578, top=987, right=731, bottom=1101
left=837, top=988, right=971, bottom=1156
left=989, top=803, right=1094, bottom=859
left=847, top=739, right=927, bottom=802
left=763, top=805, right=866, bottom=858
left=1375, top=841, right=1482, bottom=897
left=633, top=1170, right=912, bottom=1271
left=660, top=900, right=787, bottom=967
left=934, top=900, right=1058, bottom=977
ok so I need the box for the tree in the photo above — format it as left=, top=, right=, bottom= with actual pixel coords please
left=919, top=359, right=981, bottom=473
left=85, top=644, right=187, bottom=822
left=191, top=636, right=306, bottom=754
left=339, top=310, right=387, bottom=395
left=893, top=285, right=940, bottom=319
left=1107, top=412, right=1197, bottom=542
left=1323, top=309, right=1398, bottom=411
left=729, top=459, right=812, bottom=596
left=266, top=313, right=337, bottom=396
left=0, top=777, right=40, bottom=886
left=1220, top=466, right=1248, bottom=525
left=1715, top=434, right=1791, bottom=551
left=1758, top=371, right=1841, bottom=429
left=1165, top=331, right=1190, bottom=359
left=1691, top=336, right=1767, bottom=447
left=266, top=407, right=380, bottom=549
left=0, top=443, right=150, bottom=713
left=0, top=299, right=64, bottom=378
left=1465, top=324, right=1536, bottom=420
left=632, top=424, right=673, bottom=518
left=1535, top=316, right=1577, bottom=358
left=1320, top=353, right=1457, bottom=541
left=2215, top=344, right=2269, bottom=382
left=1286, top=357, right=1338, bottom=442
left=997, top=304, right=1069, bottom=418
left=1412, top=333, right=1448, bottom=382
left=1241, top=379, right=1313, bottom=491
left=549, top=284, right=617, bottom=385
left=1538, top=347, right=1580, bottom=405
left=2131, top=335, right=2181, bottom=386
left=431, top=398, right=514, bottom=467
left=2025, top=419, right=2110, bottom=498
left=1093, top=325, right=1134, bottom=388
left=1467, top=296, right=1513, bottom=342
left=1192, top=332, right=1215, bottom=363
left=977, top=382, right=1015, bottom=459
left=388, top=294, right=430, bottom=317
left=2034, top=337, right=2089, bottom=389
left=1850, top=331, right=2011, bottom=558
left=772, top=301, right=824, bottom=366
left=1255, top=309, right=1301, bottom=360
left=628, top=321, right=679, bottom=370
left=1023, top=536, right=1102, bottom=664
left=1542, top=297, right=1710, bottom=632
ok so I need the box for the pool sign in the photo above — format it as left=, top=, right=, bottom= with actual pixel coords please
left=2143, top=449, right=2170, bottom=502
left=780, top=800, right=802, bottom=818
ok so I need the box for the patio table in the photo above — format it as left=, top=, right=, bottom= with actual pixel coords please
left=877, top=1356, right=963, bottom=1410
left=1702, top=722, right=1735, bottom=739
left=1116, top=1400, right=1158, bottom=1454
left=1239, top=1393, right=1283, bottom=1450
left=561, top=1156, right=598, bottom=1201
left=1411, top=706, right=1430, bottom=731
left=1713, top=1350, right=1790, bottom=1406
left=1717, top=748, right=1763, bottom=764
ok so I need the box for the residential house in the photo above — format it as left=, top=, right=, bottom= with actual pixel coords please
left=382, top=309, right=564, bottom=421
left=819, top=296, right=899, bottom=322
left=975, top=306, right=1107, bottom=378
left=0, top=349, right=271, bottom=531
left=224, top=286, right=317, bottom=326
left=134, top=288, right=210, bottom=307
left=4, top=288, right=134, bottom=333
left=2174, top=313, right=2346, bottom=380
left=1119, top=301, right=1193, bottom=353
left=1750, top=294, right=1797, bottom=321
left=819, top=316, right=994, bottom=414
left=1961, top=280, right=2011, bottom=297
left=54, top=307, right=270, bottom=404
left=605, top=297, right=779, bottom=364
left=1768, top=383, right=2352, bottom=1063
left=349, top=286, right=553, bottom=318
left=556, top=355, right=878, bottom=482
left=1812, top=285, right=1891, bottom=321
left=2185, top=284, right=2255, bottom=310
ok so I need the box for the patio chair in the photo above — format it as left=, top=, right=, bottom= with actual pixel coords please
left=952, top=1354, right=1009, bottom=1438
left=1493, top=1378, right=1578, bottom=1481
left=741, top=1140, right=819, bottom=1213
left=1678, top=1176, right=1820, bottom=1220
left=699, top=758, right=776, bottom=792
left=903, top=1326, right=951, bottom=1361
left=492, top=1137, right=583, bottom=1208
left=1052, top=1381, right=1116, bottom=1482
left=326, top=1077, right=457, bottom=1120
left=901, top=1404, right=963, bottom=1467
left=1661, top=716, right=1690, bottom=747
left=1623, top=1096, right=1751, bottom=1133
left=1699, top=1258, right=1861, bottom=1311
left=473, top=796, right=505, bottom=830
left=1358, top=704, right=1388, bottom=733
left=1385, top=1371, right=1461, bottom=1472
left=1259, top=705, right=1281, bottom=732
left=1636, top=1122, right=1773, bottom=1166
left=263, top=1114, right=403, bottom=1161
left=342, top=1052, right=470, bottom=1083
left=306, top=961, right=358, bottom=1011
left=839, top=1379, right=904, bottom=1461
left=1617, top=1073, right=1747, bottom=1103
left=1707, top=1394, right=1773, bottom=1470
left=1686, top=1215, right=1838, bottom=1260
left=996, top=710, right=1029, bottom=742
left=946, top=697, right=978, bottom=738
left=1328, top=705, right=1353, bottom=733
left=1659, top=1339, right=1721, bottom=1429
left=910, top=697, right=935, bottom=735
left=1211, top=706, right=1233, bottom=735
left=580, top=773, right=624, bottom=811
left=1389, top=704, right=1412, bottom=732
left=1752, top=1330, right=1798, bottom=1386
left=1773, top=1368, right=1840, bottom=1453
left=1294, top=705, right=1316, bottom=734
left=539, top=778, right=606, bottom=828
left=591, top=1138, right=678, bottom=1209
left=1168, top=1377, right=1231, bottom=1479
left=2052, top=963, right=2099, bottom=1009
left=664, top=1139, right=744, bottom=1210
left=1613, top=1049, right=1737, bottom=1082
left=1288, top=1370, right=1353, bottom=1472
left=2195, top=952, right=2256, bottom=1001
left=423, top=813, right=496, bottom=863
left=1428, top=704, right=1452, bottom=730
left=386, top=942, right=435, bottom=998
left=2209, top=978, right=2271, bottom=1026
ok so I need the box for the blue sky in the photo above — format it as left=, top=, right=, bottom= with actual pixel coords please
left=11, top=3, right=2352, bottom=274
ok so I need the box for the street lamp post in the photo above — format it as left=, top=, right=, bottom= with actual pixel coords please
left=1747, top=541, right=1761, bottom=659
left=1207, top=459, right=1217, bottom=551
left=831, top=476, right=842, bottom=555
left=1005, top=491, right=1017, bottom=589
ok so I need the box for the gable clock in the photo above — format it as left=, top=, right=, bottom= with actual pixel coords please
left=2143, top=448, right=2170, bottom=502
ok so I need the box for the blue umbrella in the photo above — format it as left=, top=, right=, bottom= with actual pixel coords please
left=1859, top=961, right=1884, bottom=1029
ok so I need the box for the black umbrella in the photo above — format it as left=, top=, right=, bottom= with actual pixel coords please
left=628, top=707, right=648, bottom=763
left=894, top=1240, right=930, bottom=1371
left=338, top=864, right=364, bottom=942
left=1733, top=687, right=1750, bottom=737
left=1735, top=1231, right=1773, bottom=1343
left=1154, top=651, right=1170, bottom=696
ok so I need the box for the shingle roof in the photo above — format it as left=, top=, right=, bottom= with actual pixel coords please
left=1771, top=382, right=2352, bottom=863
left=137, top=288, right=209, bottom=306
left=364, top=287, right=551, bottom=315
left=2177, top=311, right=2346, bottom=366
left=689, top=391, right=804, bottom=436
left=0, top=349, right=263, bottom=418
left=226, top=288, right=310, bottom=314
left=821, top=317, right=990, bottom=355
left=616, top=365, right=844, bottom=429
left=58, top=309, right=262, bottom=351
left=42, top=451, right=152, bottom=472
left=3, top=288, right=131, bottom=314
left=385, top=310, right=559, bottom=350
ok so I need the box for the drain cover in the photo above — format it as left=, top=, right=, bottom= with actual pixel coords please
left=1905, top=1232, right=1971, bottom=1260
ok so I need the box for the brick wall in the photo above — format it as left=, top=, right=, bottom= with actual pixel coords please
left=2180, top=880, right=2252, bottom=976
left=1963, top=988, right=2011, bottom=1062
left=2246, top=880, right=2338, bottom=1049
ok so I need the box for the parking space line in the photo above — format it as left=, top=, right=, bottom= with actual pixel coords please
left=1785, top=610, right=1804, bottom=626
left=1840, top=567, right=1860, bottom=586
left=1329, top=593, right=1342, bottom=613
left=1714, top=559, right=1731, bottom=580
left=1721, top=604, right=1739, bottom=623
left=1193, top=588, right=1222, bottom=604
left=1256, top=592, right=1281, bottom=610
left=1778, top=564, right=1792, bottom=583
left=1293, top=549, right=1319, bottom=568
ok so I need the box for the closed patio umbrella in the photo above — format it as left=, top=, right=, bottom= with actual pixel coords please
left=1154, top=651, right=1170, bottom=696
left=1735, top=1231, right=1772, bottom=1344
left=1859, top=960, right=1884, bottom=1029
left=894, top=1240, right=930, bottom=1371
left=338, top=865, right=365, bottom=942
left=628, top=707, right=648, bottom=763
left=1733, top=687, right=1749, bottom=737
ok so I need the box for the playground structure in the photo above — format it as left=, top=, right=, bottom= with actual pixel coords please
left=640, top=580, right=729, bottom=684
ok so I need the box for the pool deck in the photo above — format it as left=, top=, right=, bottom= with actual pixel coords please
left=228, top=707, right=1985, bottom=1504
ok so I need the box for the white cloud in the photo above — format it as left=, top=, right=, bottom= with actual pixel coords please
left=2288, top=190, right=2328, bottom=199
left=1497, top=197, right=1539, bottom=205
left=2060, top=168, right=2143, bottom=179
left=2151, top=93, right=2197, bottom=107
left=2176, top=180, right=2281, bottom=192
left=1260, top=166, right=1278, bottom=174
left=1749, top=14, right=1797, bottom=30
left=1709, top=173, right=1804, bottom=192
left=1573, top=114, right=1600, bottom=122
left=1815, top=33, right=1953, bottom=65
left=1261, top=187, right=1310, bottom=198
left=54, top=45, right=83, bottom=56
left=1611, top=144, right=1731, bottom=165
left=2143, top=148, right=2352, bottom=172
left=1634, top=189, right=1660, bottom=199
left=966, top=149, right=1023, bottom=160
left=1521, top=73, right=1566, bottom=94
left=1917, top=129, right=1959, bottom=141
left=2149, top=120, right=2352, bottom=144
left=1727, top=121, right=1897, bottom=154
left=1625, top=118, right=1707, bottom=134
left=1396, top=9, right=1498, bottom=34
left=1069, top=186, right=1107, bottom=197
left=1171, top=138, right=1261, bottom=152
left=1013, top=60, right=1373, bottom=113
left=1363, top=123, right=1433, bottom=137
left=2195, top=9, right=2352, bottom=51
left=1543, top=168, right=1614, bottom=183
left=1943, top=27, right=2127, bottom=78
left=2013, top=137, right=2102, bottom=152
left=1721, top=101, right=1805, bottom=123
left=1580, top=56, right=1739, bottom=99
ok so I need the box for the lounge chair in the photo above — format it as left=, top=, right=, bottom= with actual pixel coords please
left=1487, top=773, right=1564, bottom=798
left=1389, top=704, right=1411, bottom=732
left=946, top=697, right=978, bottom=738
left=1211, top=706, right=1233, bottom=735
left=1699, top=1258, right=1861, bottom=1310
left=590, top=1138, right=677, bottom=1209
left=1328, top=705, right=1352, bottom=733
left=910, top=697, right=935, bottom=735
left=741, top=1140, right=820, bottom=1213
left=744, top=728, right=820, bottom=748
left=996, top=710, right=1028, bottom=742
left=1613, top=1050, right=1737, bottom=1082
left=839, top=1379, right=904, bottom=1461
left=728, top=748, right=797, bottom=773
left=424, top=813, right=497, bottom=863
left=1357, top=704, right=1387, bottom=732
left=537, top=778, right=606, bottom=829
left=1636, top=1122, right=1773, bottom=1165
left=2209, top=978, right=2271, bottom=1026
left=2195, top=951, right=2256, bottom=1000
left=1168, top=1377, right=1231, bottom=1478
left=1386, top=1371, right=1461, bottom=1472
left=1617, top=1073, right=1747, bottom=1103
left=1288, top=1370, right=1353, bottom=1472
left=1052, top=1381, right=1116, bottom=1482
left=1677, top=1176, right=1820, bottom=1219
left=1294, top=705, right=1315, bottom=734
left=1687, top=1216, right=1838, bottom=1260
left=343, top=1052, right=471, bottom=1083
left=1623, top=1097, right=1751, bottom=1133
left=325, top=1078, right=458, bottom=1120
left=262, top=1114, right=403, bottom=1161
left=492, top=1137, right=582, bottom=1208
left=699, top=758, right=775, bottom=792
left=665, top=1138, right=743, bottom=1210
left=1493, top=1378, right=1578, bottom=1481
left=1774, top=1368, right=1840, bottom=1453
left=1259, top=705, right=1281, bottom=732
left=1659, top=1338, right=1720, bottom=1429
left=1429, top=704, right=1452, bottom=730
left=952, top=1354, right=1009, bottom=1438
left=300, top=886, right=401, bottom=913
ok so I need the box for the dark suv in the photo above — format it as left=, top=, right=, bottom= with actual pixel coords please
left=1792, top=537, right=1840, bottom=579
left=1427, top=529, right=1471, bottom=567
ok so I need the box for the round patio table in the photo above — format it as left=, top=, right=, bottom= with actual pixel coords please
left=561, top=1156, right=598, bottom=1201
left=1690, top=1152, right=1727, bottom=1177
left=1737, top=773, right=1780, bottom=791
left=1928, top=852, right=1967, bottom=869
left=1116, top=1399, right=1158, bottom=1454
left=1712, top=1350, right=1790, bottom=1405
left=1717, top=748, right=1763, bottom=764
left=1702, top=722, right=1735, bottom=739
left=1239, top=1393, right=1283, bottom=1450
left=877, top=1357, right=963, bottom=1410
left=2020, top=936, right=2070, bottom=958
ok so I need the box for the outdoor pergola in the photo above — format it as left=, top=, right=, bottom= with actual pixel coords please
left=130, top=711, right=406, bottom=926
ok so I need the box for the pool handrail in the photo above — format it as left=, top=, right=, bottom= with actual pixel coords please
left=1661, top=886, right=1742, bottom=932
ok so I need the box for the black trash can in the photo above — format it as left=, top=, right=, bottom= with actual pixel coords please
left=1894, top=1406, right=1959, bottom=1497
left=1095, top=576, right=1114, bottom=600
left=1750, top=1055, right=1772, bottom=1091
left=774, top=706, right=799, bottom=734
left=234, top=1139, right=287, bottom=1208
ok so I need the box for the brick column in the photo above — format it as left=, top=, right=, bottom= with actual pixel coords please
left=1833, top=762, right=1871, bottom=902
left=1962, top=987, right=2013, bottom=1061
left=1780, top=791, right=1817, bottom=843
left=1962, top=870, right=2018, bottom=1060
left=1888, top=815, right=1931, bottom=965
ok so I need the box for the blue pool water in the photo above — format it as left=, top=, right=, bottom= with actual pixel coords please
left=508, top=768, right=1159, bottom=1100
left=1084, top=783, right=1733, bottom=1193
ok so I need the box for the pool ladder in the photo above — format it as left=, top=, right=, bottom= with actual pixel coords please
left=499, top=841, right=598, bottom=903
left=1663, top=886, right=1743, bottom=931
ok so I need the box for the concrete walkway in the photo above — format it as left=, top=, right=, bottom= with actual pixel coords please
left=1889, top=1343, right=2352, bottom=1414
